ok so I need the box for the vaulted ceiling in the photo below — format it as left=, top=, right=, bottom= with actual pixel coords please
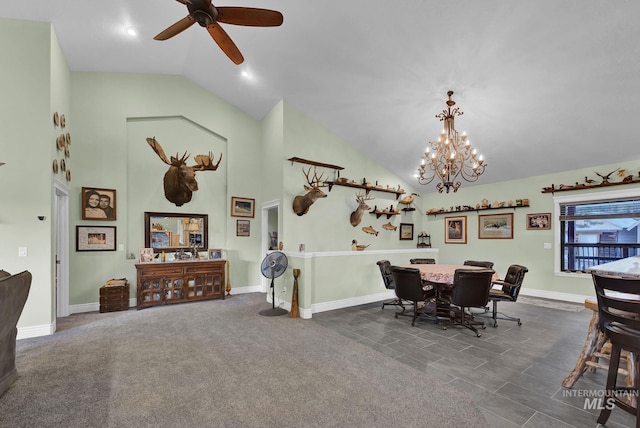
left=2, top=1, right=639, bottom=191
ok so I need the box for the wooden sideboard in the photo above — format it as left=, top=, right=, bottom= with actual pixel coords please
left=135, top=260, right=225, bottom=309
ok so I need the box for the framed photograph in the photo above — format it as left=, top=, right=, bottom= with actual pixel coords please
left=76, top=226, right=116, bottom=251
left=231, top=196, right=255, bottom=218
left=399, top=223, right=414, bottom=240
left=236, top=219, right=250, bottom=237
left=445, top=216, right=467, bottom=244
left=527, top=213, right=551, bottom=230
left=82, top=187, right=116, bottom=221
left=479, top=213, right=514, bottom=239
left=139, top=247, right=154, bottom=263
left=208, top=248, right=223, bottom=259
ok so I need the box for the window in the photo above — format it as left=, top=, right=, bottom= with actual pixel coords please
left=555, top=189, right=640, bottom=272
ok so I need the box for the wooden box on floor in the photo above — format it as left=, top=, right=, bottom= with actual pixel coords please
left=99, top=280, right=129, bottom=313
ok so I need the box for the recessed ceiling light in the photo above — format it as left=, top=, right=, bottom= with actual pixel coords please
left=241, top=70, right=251, bottom=79
left=124, top=27, right=137, bottom=37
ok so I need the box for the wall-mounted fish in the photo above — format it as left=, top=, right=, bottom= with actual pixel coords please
left=362, top=225, right=379, bottom=236
left=381, top=222, right=397, bottom=231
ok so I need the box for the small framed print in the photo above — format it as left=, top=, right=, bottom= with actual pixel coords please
left=76, top=226, right=116, bottom=251
left=399, top=223, right=414, bottom=240
left=526, top=213, right=551, bottom=230
left=208, top=248, right=223, bottom=259
left=236, top=219, right=250, bottom=237
left=82, top=187, right=116, bottom=221
left=139, top=248, right=154, bottom=263
left=231, top=196, right=255, bottom=218
left=479, top=213, right=514, bottom=239
left=444, top=216, right=467, bottom=244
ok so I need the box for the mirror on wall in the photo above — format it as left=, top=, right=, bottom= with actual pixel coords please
left=144, top=212, right=208, bottom=252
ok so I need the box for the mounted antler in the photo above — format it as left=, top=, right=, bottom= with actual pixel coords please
left=350, top=191, right=374, bottom=227
left=146, top=137, right=222, bottom=206
left=292, top=166, right=328, bottom=216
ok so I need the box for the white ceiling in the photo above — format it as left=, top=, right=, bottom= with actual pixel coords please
left=2, top=1, right=639, bottom=192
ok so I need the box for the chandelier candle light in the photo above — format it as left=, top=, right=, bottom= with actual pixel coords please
left=417, top=91, right=486, bottom=193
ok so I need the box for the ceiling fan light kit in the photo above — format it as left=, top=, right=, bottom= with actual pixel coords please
left=417, top=91, right=486, bottom=193
left=154, top=0, right=283, bottom=65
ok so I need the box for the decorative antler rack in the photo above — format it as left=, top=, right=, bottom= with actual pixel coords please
left=541, top=168, right=640, bottom=194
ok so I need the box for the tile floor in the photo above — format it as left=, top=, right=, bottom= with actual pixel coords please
left=311, top=298, right=636, bottom=428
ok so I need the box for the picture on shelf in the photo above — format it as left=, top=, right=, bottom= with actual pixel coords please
left=139, top=248, right=154, bottom=263
left=208, top=249, right=223, bottom=259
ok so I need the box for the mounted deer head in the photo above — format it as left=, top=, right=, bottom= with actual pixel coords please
left=146, top=137, right=222, bottom=207
left=292, top=166, right=328, bottom=216
left=350, top=191, right=374, bottom=227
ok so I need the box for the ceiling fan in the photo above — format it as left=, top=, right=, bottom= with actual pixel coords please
left=154, top=0, right=283, bottom=65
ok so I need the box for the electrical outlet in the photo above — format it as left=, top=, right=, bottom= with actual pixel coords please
left=282, top=286, right=287, bottom=293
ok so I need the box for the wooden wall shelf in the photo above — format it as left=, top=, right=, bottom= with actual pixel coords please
left=541, top=178, right=640, bottom=193
left=369, top=208, right=400, bottom=219
left=426, top=204, right=530, bottom=217
left=287, top=157, right=344, bottom=170
left=325, top=180, right=405, bottom=199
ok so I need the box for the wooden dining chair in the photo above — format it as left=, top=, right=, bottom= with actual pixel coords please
left=591, top=273, right=640, bottom=428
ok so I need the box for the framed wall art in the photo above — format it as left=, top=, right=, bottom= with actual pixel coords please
left=76, top=226, right=116, bottom=251
left=526, top=213, right=551, bottom=230
left=399, top=223, right=414, bottom=240
left=444, top=216, right=467, bottom=244
left=82, top=187, right=116, bottom=221
left=139, top=248, right=154, bottom=263
left=230, top=196, right=255, bottom=218
left=479, top=213, right=514, bottom=239
left=236, top=219, right=250, bottom=237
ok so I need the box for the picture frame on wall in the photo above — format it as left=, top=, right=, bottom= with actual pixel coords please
left=76, top=226, right=116, bottom=251
left=82, top=187, right=116, bottom=221
left=479, top=213, right=514, bottom=239
left=526, top=213, right=551, bottom=230
left=236, top=219, right=250, bottom=237
left=399, top=223, right=414, bottom=240
left=444, top=216, right=467, bottom=244
left=230, top=196, right=255, bottom=218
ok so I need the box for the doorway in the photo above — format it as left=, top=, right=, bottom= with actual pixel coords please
left=261, top=200, right=280, bottom=293
left=54, top=178, right=70, bottom=320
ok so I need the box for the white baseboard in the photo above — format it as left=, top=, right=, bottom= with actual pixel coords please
left=519, top=288, right=594, bottom=303
left=17, top=323, right=55, bottom=340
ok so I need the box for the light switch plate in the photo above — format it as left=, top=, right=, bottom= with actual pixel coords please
left=18, top=247, right=28, bottom=257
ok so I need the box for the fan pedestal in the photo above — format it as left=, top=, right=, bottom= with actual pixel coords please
left=259, top=306, right=288, bottom=317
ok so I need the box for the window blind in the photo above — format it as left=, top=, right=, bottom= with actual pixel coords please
left=559, top=198, right=640, bottom=221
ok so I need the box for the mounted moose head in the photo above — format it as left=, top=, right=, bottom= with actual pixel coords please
left=350, top=191, right=374, bottom=227
left=146, top=137, right=222, bottom=207
left=292, top=166, right=328, bottom=216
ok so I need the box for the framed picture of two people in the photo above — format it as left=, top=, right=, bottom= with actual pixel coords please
left=82, top=187, right=116, bottom=221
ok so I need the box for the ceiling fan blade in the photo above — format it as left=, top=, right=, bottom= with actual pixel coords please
left=207, top=24, right=244, bottom=65
left=154, top=16, right=196, bottom=41
left=216, top=7, right=283, bottom=27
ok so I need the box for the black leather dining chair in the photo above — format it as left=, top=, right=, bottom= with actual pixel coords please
left=450, top=268, right=495, bottom=337
left=389, top=266, right=437, bottom=326
left=591, top=273, right=640, bottom=428
left=376, top=260, right=404, bottom=310
left=409, top=258, right=436, bottom=264
left=485, top=264, right=528, bottom=327
left=463, top=260, right=495, bottom=269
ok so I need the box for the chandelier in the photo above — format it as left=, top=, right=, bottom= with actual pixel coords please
left=417, top=91, right=486, bottom=193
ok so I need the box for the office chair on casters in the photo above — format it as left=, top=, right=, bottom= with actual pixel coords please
left=377, top=260, right=404, bottom=310
left=485, top=264, right=528, bottom=327
left=409, top=258, right=436, bottom=264
left=463, top=260, right=495, bottom=269
left=389, top=266, right=437, bottom=326
left=450, top=268, right=494, bottom=337
left=591, top=273, right=640, bottom=428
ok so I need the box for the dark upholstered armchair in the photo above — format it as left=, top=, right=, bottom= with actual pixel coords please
left=0, top=269, right=32, bottom=397
left=463, top=260, right=495, bottom=269
left=377, top=260, right=404, bottom=310
left=409, top=258, right=435, bottom=264
left=450, top=268, right=494, bottom=337
left=485, top=264, right=528, bottom=327
left=390, top=266, right=437, bottom=326
left=591, top=273, right=640, bottom=427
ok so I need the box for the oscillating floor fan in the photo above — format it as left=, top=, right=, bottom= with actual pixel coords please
left=259, top=251, right=288, bottom=316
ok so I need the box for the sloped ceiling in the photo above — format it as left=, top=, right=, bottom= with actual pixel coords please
left=1, top=1, right=639, bottom=191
